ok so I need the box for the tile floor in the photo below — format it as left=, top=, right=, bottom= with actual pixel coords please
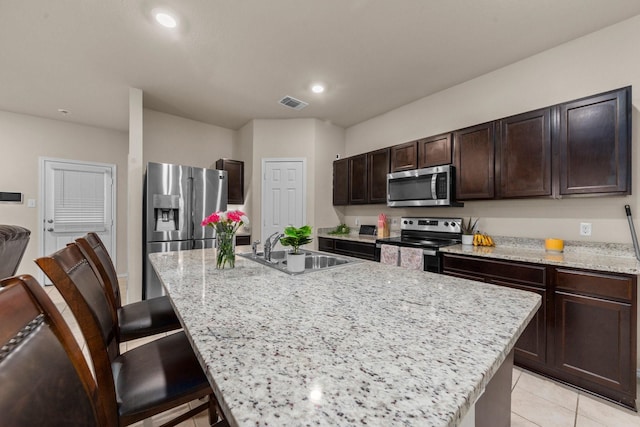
left=45, top=284, right=640, bottom=427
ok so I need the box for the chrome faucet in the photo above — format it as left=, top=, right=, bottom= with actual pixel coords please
left=251, top=240, right=261, bottom=257
left=264, top=232, right=284, bottom=262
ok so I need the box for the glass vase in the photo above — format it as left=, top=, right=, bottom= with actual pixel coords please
left=216, top=232, right=236, bottom=269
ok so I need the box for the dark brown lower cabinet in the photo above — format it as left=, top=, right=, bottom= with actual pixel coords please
left=442, top=253, right=637, bottom=409
left=490, top=278, right=547, bottom=366
left=318, top=237, right=334, bottom=252
left=553, top=268, right=636, bottom=408
left=318, top=237, right=376, bottom=261
left=442, top=254, right=548, bottom=367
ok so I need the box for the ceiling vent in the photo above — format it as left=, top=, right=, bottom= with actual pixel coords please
left=279, top=96, right=308, bottom=110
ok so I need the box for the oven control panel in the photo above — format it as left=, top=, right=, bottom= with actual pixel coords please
left=400, top=217, right=462, bottom=233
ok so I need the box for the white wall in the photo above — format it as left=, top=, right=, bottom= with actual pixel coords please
left=0, top=110, right=128, bottom=278
left=313, top=120, right=346, bottom=230
left=250, top=119, right=316, bottom=243
left=233, top=121, right=254, bottom=235
left=128, top=88, right=144, bottom=302
left=143, top=109, right=236, bottom=168
left=344, top=15, right=640, bottom=243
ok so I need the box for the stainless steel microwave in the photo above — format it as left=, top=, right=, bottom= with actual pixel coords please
left=386, top=165, right=459, bottom=207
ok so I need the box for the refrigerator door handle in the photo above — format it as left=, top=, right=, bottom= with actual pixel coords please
left=186, top=173, right=194, bottom=241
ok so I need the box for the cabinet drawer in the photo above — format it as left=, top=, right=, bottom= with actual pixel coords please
left=443, top=254, right=546, bottom=287
left=236, top=235, right=251, bottom=246
left=555, top=268, right=634, bottom=302
left=318, top=237, right=335, bottom=252
left=334, top=240, right=376, bottom=260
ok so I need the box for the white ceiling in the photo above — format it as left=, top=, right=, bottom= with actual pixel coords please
left=2, top=1, right=640, bottom=132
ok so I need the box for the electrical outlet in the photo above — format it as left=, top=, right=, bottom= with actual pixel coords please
left=391, top=217, right=399, bottom=226
left=580, top=222, right=592, bottom=236
left=355, top=217, right=360, bottom=226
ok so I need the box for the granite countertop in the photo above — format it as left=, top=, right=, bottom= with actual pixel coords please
left=317, top=231, right=379, bottom=243
left=319, top=229, right=640, bottom=275
left=440, top=236, right=640, bottom=275
left=150, top=249, right=540, bottom=427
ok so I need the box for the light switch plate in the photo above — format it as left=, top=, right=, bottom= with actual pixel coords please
left=27, top=199, right=36, bottom=208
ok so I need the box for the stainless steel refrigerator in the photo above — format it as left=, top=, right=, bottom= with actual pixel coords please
left=143, top=162, right=227, bottom=299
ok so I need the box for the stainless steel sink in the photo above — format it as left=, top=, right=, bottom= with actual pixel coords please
left=238, top=250, right=360, bottom=274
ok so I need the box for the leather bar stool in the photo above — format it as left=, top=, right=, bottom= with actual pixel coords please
left=0, top=225, right=30, bottom=279
left=75, top=232, right=181, bottom=342
left=36, top=243, right=227, bottom=427
left=0, top=275, right=108, bottom=427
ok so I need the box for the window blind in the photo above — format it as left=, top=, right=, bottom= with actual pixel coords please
left=53, top=169, right=106, bottom=232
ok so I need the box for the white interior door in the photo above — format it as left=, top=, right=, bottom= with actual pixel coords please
left=40, top=158, right=116, bottom=284
left=262, top=159, right=306, bottom=244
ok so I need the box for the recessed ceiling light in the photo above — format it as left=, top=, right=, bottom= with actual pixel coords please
left=154, top=10, right=178, bottom=28
left=311, top=84, right=325, bottom=94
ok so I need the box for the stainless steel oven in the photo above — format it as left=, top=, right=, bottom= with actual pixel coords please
left=375, top=217, right=462, bottom=273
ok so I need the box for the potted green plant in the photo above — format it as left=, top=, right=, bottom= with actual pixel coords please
left=280, top=225, right=313, bottom=272
left=460, top=217, right=478, bottom=245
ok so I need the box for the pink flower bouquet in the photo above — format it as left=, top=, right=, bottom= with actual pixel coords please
left=202, top=210, right=249, bottom=268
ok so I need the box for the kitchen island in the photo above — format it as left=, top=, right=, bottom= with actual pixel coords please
left=149, top=249, right=540, bottom=426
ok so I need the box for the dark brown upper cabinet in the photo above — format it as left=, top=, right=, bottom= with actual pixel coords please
left=333, top=87, right=631, bottom=205
left=390, top=141, right=418, bottom=172
left=349, top=154, right=368, bottom=204
left=497, top=108, right=552, bottom=198
left=367, top=148, right=390, bottom=204
left=418, top=133, right=452, bottom=168
left=454, top=122, right=496, bottom=200
left=215, top=159, right=244, bottom=204
left=334, top=149, right=389, bottom=206
left=333, top=158, right=349, bottom=206
left=558, top=87, right=631, bottom=196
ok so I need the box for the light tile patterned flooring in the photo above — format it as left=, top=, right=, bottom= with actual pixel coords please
left=45, top=284, right=640, bottom=427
